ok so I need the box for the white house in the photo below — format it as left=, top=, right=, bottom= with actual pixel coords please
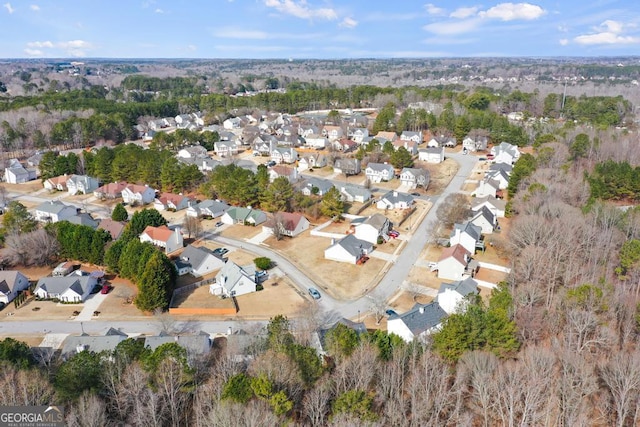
left=324, top=234, right=373, bottom=264
left=214, top=140, right=239, bottom=157
left=491, top=142, right=521, bottom=165
left=436, top=277, right=478, bottom=315
left=34, top=276, right=96, bottom=303
left=177, top=145, right=208, bottom=159
left=271, top=147, right=298, bottom=164
left=349, top=128, right=369, bottom=143
left=485, top=169, right=510, bottom=190
left=221, top=207, right=267, bottom=226
left=223, top=117, right=242, bottom=130
left=298, top=154, right=327, bottom=171
left=321, top=126, right=344, bottom=141
left=471, top=179, right=500, bottom=198
left=210, top=261, right=257, bottom=298
left=3, top=159, right=36, bottom=184
left=139, top=225, right=184, bottom=254
left=34, top=201, right=77, bottom=223
left=450, top=222, right=483, bottom=254
left=0, top=271, right=30, bottom=305
left=427, top=136, right=456, bottom=148
left=471, top=196, right=506, bottom=218
left=122, top=184, right=156, bottom=205
left=387, top=302, right=448, bottom=343
left=339, top=184, right=371, bottom=203
left=176, top=245, right=225, bottom=277
left=186, top=200, right=230, bottom=218
left=66, top=175, right=100, bottom=195
left=351, top=214, right=390, bottom=245
left=463, top=136, right=489, bottom=152
left=392, top=139, right=419, bottom=155
left=400, top=168, right=430, bottom=189
left=333, top=158, right=361, bottom=176
left=304, top=136, right=328, bottom=149
left=365, top=163, right=395, bottom=183
left=376, top=191, right=414, bottom=210
left=43, top=175, right=70, bottom=192
left=153, top=193, right=192, bottom=211
left=437, top=244, right=473, bottom=281
left=263, top=212, right=310, bottom=238
left=400, top=131, right=423, bottom=144
left=301, top=177, right=334, bottom=196
left=418, top=147, right=444, bottom=164
left=469, top=206, right=498, bottom=234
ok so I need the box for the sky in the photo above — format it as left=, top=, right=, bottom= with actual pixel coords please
left=0, top=0, right=639, bottom=59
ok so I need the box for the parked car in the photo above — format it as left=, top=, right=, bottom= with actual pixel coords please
left=215, top=221, right=224, bottom=227
left=308, top=287, right=321, bottom=299
left=256, top=270, right=268, bottom=279
left=213, top=248, right=229, bottom=256
left=267, top=160, right=276, bottom=167
left=356, top=256, right=370, bottom=265
left=410, top=192, right=420, bottom=196
left=100, top=284, right=112, bottom=294
left=479, top=157, right=487, bottom=161
left=389, top=230, right=400, bottom=238
left=385, top=309, right=398, bottom=317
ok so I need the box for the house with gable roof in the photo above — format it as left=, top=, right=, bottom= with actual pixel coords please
left=94, top=181, right=128, bottom=200
left=61, top=328, right=129, bottom=358
left=0, top=271, right=30, bottom=305
left=469, top=206, right=498, bottom=234
left=139, top=225, right=184, bottom=254
left=98, top=218, right=126, bottom=240
left=471, top=196, right=506, bottom=218
left=365, top=162, right=395, bottom=183
left=312, top=318, right=367, bottom=356
left=463, top=136, right=489, bottom=152
left=351, top=213, right=391, bottom=245
left=324, top=234, right=373, bottom=264
left=34, top=276, right=97, bottom=303
left=400, top=167, right=430, bottom=189
left=270, top=147, right=298, bottom=164
left=437, top=244, right=475, bottom=281
left=186, top=199, right=230, bottom=218
left=214, top=140, right=239, bottom=157
left=450, top=222, right=484, bottom=254
left=321, top=125, right=344, bottom=141
left=301, top=177, right=334, bottom=196
left=176, top=244, right=225, bottom=277
left=392, top=139, right=419, bottom=155
left=268, top=165, right=299, bottom=183
left=66, top=213, right=99, bottom=229
left=427, top=135, right=456, bottom=148
left=401, top=131, right=423, bottom=145
left=339, top=184, right=371, bottom=203
left=387, top=301, right=448, bottom=343
left=177, top=145, right=208, bottom=159
left=418, top=147, right=444, bottom=164
left=43, top=175, right=70, bottom=192
left=122, top=183, right=156, bottom=205
left=485, top=169, right=510, bottom=190
left=221, top=207, right=267, bottom=226
left=298, top=153, right=327, bottom=171
left=153, top=192, right=192, bottom=211
left=210, top=261, right=257, bottom=298
left=333, top=158, right=361, bottom=176
left=3, top=159, right=37, bottom=184
left=34, top=200, right=77, bottom=223
left=349, top=127, right=369, bottom=143
left=66, top=174, right=100, bottom=195
left=263, top=212, right=310, bottom=238
left=472, top=178, right=500, bottom=198
left=491, top=142, right=521, bottom=165
left=376, top=191, right=415, bottom=210
left=437, top=277, right=479, bottom=315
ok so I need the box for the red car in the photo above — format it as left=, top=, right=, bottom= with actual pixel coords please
left=357, top=256, right=370, bottom=265
left=100, top=284, right=112, bottom=294
left=389, top=230, right=400, bottom=238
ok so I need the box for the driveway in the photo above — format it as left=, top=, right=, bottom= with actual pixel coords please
left=74, top=292, right=109, bottom=321
left=246, top=228, right=273, bottom=245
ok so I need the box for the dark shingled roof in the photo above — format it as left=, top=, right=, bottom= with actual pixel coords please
left=396, top=302, right=447, bottom=336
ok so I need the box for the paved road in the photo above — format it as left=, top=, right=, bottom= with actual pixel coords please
left=0, top=152, right=478, bottom=336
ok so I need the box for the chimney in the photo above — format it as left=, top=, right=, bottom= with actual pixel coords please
left=393, top=191, right=398, bottom=197
left=419, top=306, right=425, bottom=314
left=331, top=238, right=335, bottom=245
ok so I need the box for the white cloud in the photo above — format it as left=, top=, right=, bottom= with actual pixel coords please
left=423, top=18, right=482, bottom=35
left=425, top=3, right=445, bottom=16
left=24, top=48, right=43, bottom=56
left=559, top=38, right=569, bottom=46
left=450, top=7, right=478, bottom=19
left=214, top=28, right=270, bottom=39
left=263, top=0, right=337, bottom=21
left=339, top=17, right=358, bottom=28
left=3, top=2, right=14, bottom=13
left=187, top=44, right=197, bottom=51
left=26, top=40, right=54, bottom=48
left=573, top=19, right=640, bottom=46
left=154, top=8, right=164, bottom=14
left=479, top=2, right=546, bottom=21
left=557, top=24, right=568, bottom=33
left=25, top=40, right=94, bottom=57
left=58, top=40, right=91, bottom=49
left=29, top=4, right=39, bottom=11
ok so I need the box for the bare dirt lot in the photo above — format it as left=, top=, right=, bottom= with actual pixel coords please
left=420, top=158, right=459, bottom=196
left=219, top=224, right=263, bottom=240
left=263, top=230, right=387, bottom=300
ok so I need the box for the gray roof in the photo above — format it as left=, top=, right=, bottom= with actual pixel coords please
left=331, top=234, right=373, bottom=258
left=216, top=261, right=256, bottom=292
left=486, top=168, right=510, bottom=182
left=419, top=147, right=443, bottom=154
left=366, top=162, right=394, bottom=173
left=0, top=271, right=26, bottom=295
left=494, top=142, right=518, bottom=156
left=35, top=276, right=94, bottom=296
left=489, top=163, right=513, bottom=174
left=304, top=177, right=334, bottom=194
left=395, top=301, right=447, bottom=336
left=401, top=131, right=421, bottom=139
left=197, top=199, right=230, bottom=213
left=451, top=222, right=482, bottom=242
left=340, top=184, right=371, bottom=199
left=380, top=190, right=414, bottom=205
left=143, top=332, right=211, bottom=355
left=471, top=196, right=506, bottom=211
left=179, top=245, right=222, bottom=272
left=61, top=334, right=128, bottom=356
left=66, top=213, right=99, bottom=229
left=471, top=206, right=496, bottom=225
left=36, top=200, right=75, bottom=215
left=401, top=167, right=429, bottom=179
left=438, top=277, right=478, bottom=297
left=67, top=174, right=97, bottom=186
left=362, top=213, right=389, bottom=230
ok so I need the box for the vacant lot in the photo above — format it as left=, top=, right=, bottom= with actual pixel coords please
left=420, top=158, right=460, bottom=195
left=264, top=230, right=387, bottom=300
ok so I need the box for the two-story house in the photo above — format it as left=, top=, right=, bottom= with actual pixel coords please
left=365, top=163, right=395, bottom=183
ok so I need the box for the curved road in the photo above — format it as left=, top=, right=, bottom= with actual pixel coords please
left=0, top=152, right=478, bottom=337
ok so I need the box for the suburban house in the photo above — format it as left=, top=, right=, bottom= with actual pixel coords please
left=214, top=140, right=239, bottom=157
left=374, top=131, right=396, bottom=142
left=98, top=218, right=126, bottom=240
left=376, top=191, right=415, bottom=210
left=392, top=139, right=419, bottom=155
left=437, top=244, right=477, bottom=281
left=139, top=225, right=184, bottom=254
left=122, top=184, right=156, bottom=205
left=339, top=184, right=371, bottom=203
left=210, top=261, right=257, bottom=298
left=324, top=234, right=373, bottom=264
left=61, top=329, right=129, bottom=358
left=263, top=212, right=310, bottom=238
left=143, top=332, right=212, bottom=358
left=223, top=117, right=242, bottom=130
left=271, top=147, right=298, bottom=164
left=268, top=165, right=299, bottom=183
left=349, top=127, right=369, bottom=143
left=387, top=302, right=448, bottom=343
left=67, top=213, right=99, bottom=229
left=333, top=158, right=361, bottom=176
left=221, top=207, right=267, bottom=226
left=350, top=213, right=391, bottom=245
left=472, top=178, right=500, bottom=198
left=469, top=206, right=498, bottom=234
left=301, top=177, right=334, bottom=196
left=94, top=181, right=128, bottom=200
left=418, top=147, right=445, bottom=164
left=400, top=167, right=430, bottom=189
left=34, top=276, right=97, bottom=303
left=489, top=162, right=513, bottom=175
left=34, top=200, right=77, bottom=223
left=472, top=196, right=506, bottom=218
left=401, top=131, right=423, bottom=144
left=43, top=175, right=70, bottom=192
left=312, top=318, right=367, bottom=356
left=462, top=136, right=489, bottom=152
left=335, top=139, right=358, bottom=153
left=153, top=193, right=192, bottom=211
left=3, top=159, right=37, bottom=184
left=437, top=277, right=479, bottom=315
left=303, top=135, right=328, bottom=149
left=177, top=145, right=207, bottom=159
left=365, top=163, right=395, bottom=183
left=298, top=154, right=327, bottom=171
left=66, top=175, right=100, bottom=195
left=321, top=125, right=344, bottom=140
left=485, top=169, right=510, bottom=190
left=427, top=135, right=456, bottom=148
left=253, top=140, right=275, bottom=156
left=0, top=271, right=30, bottom=306
left=491, top=142, right=521, bottom=165
left=450, top=222, right=484, bottom=254
left=186, top=199, right=230, bottom=218
left=300, top=125, right=320, bottom=138
left=175, top=245, right=225, bottom=277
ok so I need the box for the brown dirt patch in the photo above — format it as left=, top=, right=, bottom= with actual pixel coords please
left=1, top=298, right=82, bottom=321
left=374, top=238, right=402, bottom=254
left=474, top=268, right=508, bottom=285
left=303, top=166, right=335, bottom=178
left=0, top=181, right=43, bottom=193
left=388, top=290, right=434, bottom=313
left=418, top=158, right=459, bottom=195
left=219, top=225, right=263, bottom=240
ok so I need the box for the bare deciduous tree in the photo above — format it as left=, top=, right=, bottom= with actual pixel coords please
left=436, top=193, right=471, bottom=229
left=599, top=351, right=640, bottom=427
left=66, top=391, right=108, bottom=427
left=183, top=215, right=202, bottom=239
